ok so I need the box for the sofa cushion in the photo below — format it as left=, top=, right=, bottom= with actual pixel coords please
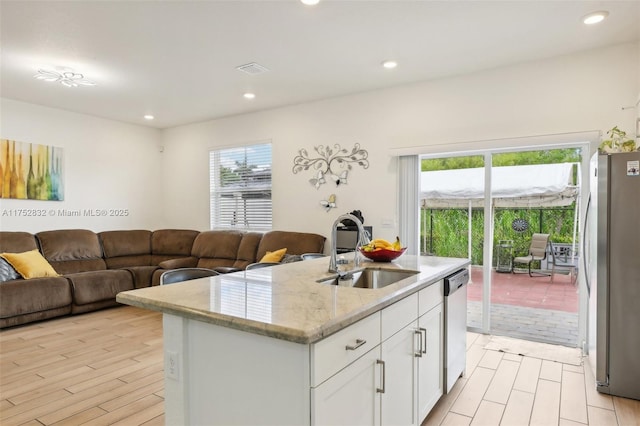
left=158, top=257, right=198, bottom=270
left=281, top=254, right=303, bottom=264
left=66, top=270, right=134, bottom=306
left=99, top=230, right=152, bottom=268
left=191, top=230, right=244, bottom=269
left=0, top=250, right=59, bottom=279
left=0, top=258, right=20, bottom=282
left=123, top=266, right=159, bottom=289
left=0, top=231, right=39, bottom=253
left=0, top=276, right=72, bottom=319
left=151, top=229, right=199, bottom=264
left=256, top=231, right=325, bottom=260
left=233, top=232, right=263, bottom=269
left=260, top=248, right=287, bottom=263
left=36, top=229, right=107, bottom=274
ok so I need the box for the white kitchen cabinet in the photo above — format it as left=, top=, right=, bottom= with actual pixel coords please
left=380, top=319, right=419, bottom=426
left=311, top=312, right=381, bottom=387
left=312, top=320, right=425, bottom=426
left=311, top=289, right=444, bottom=426
left=160, top=275, right=448, bottom=425
left=417, top=303, right=443, bottom=422
left=311, top=346, right=381, bottom=426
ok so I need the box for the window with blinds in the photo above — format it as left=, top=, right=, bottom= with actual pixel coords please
left=209, top=142, right=272, bottom=230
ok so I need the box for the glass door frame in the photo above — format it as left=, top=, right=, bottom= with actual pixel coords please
left=420, top=141, right=591, bottom=346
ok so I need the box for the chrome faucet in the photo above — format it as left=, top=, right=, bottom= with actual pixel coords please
left=329, top=213, right=371, bottom=273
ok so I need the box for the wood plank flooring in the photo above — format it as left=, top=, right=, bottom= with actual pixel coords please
left=0, top=307, right=164, bottom=426
left=1, top=306, right=639, bottom=425
left=424, top=332, right=640, bottom=426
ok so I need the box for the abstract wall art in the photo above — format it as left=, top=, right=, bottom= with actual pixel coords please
left=0, top=139, right=64, bottom=200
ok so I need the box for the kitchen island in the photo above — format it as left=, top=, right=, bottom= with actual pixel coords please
left=117, top=254, right=469, bottom=425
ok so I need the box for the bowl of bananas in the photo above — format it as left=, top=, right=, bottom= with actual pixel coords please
left=359, top=237, right=407, bottom=262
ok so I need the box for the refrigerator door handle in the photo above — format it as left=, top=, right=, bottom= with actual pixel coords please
left=583, top=194, right=591, bottom=295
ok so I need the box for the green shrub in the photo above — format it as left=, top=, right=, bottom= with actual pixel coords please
left=420, top=206, right=577, bottom=266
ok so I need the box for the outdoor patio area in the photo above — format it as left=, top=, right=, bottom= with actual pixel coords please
left=466, top=266, right=579, bottom=347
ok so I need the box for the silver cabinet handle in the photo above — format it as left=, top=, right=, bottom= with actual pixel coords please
left=420, top=327, right=427, bottom=354
left=345, top=338, right=366, bottom=351
left=376, top=359, right=386, bottom=393
left=414, top=330, right=423, bottom=358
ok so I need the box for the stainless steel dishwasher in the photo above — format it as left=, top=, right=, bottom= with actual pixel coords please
left=443, top=268, right=469, bottom=394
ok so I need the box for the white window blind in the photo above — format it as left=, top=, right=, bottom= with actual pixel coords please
left=398, top=155, right=420, bottom=255
left=209, top=142, right=272, bottom=231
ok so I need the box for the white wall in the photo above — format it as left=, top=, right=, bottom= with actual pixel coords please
left=0, top=99, right=163, bottom=233
left=1, top=43, right=637, bottom=238
left=161, top=42, right=639, bottom=242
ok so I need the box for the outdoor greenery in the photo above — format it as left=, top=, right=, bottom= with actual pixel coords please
left=420, top=149, right=581, bottom=265
left=421, top=149, right=581, bottom=171
left=421, top=207, right=577, bottom=265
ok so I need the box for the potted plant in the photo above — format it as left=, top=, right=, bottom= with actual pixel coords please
left=599, top=126, right=637, bottom=153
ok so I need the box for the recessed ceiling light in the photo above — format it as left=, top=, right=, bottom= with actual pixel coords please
left=382, top=60, right=398, bottom=69
left=33, top=67, right=96, bottom=87
left=300, top=0, right=320, bottom=5
left=144, top=115, right=155, bottom=120
left=583, top=11, right=609, bottom=25
left=243, top=93, right=256, bottom=100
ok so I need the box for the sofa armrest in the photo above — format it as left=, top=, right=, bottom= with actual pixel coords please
left=158, top=257, right=198, bottom=269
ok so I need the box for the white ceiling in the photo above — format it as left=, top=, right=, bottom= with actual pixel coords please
left=1, top=1, right=639, bottom=129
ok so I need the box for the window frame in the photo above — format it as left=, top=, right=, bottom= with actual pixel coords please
left=209, top=141, right=272, bottom=231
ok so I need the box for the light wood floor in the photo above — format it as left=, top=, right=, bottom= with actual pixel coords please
left=1, top=307, right=164, bottom=426
left=424, top=333, right=640, bottom=426
left=1, top=306, right=638, bottom=425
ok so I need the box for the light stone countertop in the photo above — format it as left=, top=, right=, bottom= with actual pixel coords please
left=116, top=254, right=469, bottom=344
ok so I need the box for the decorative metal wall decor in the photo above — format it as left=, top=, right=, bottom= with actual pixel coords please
left=292, top=143, right=369, bottom=189
left=511, top=218, right=529, bottom=232
left=320, top=194, right=337, bottom=212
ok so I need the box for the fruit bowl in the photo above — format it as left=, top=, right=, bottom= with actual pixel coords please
left=359, top=247, right=407, bottom=262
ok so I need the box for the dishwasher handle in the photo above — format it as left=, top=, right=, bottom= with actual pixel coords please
left=444, top=269, right=469, bottom=296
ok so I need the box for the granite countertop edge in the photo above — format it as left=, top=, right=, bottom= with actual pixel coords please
left=117, top=256, right=470, bottom=344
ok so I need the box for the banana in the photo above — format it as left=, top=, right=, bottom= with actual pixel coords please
left=361, top=238, right=403, bottom=252
left=362, top=243, right=380, bottom=252
left=370, top=238, right=392, bottom=249
left=391, top=236, right=402, bottom=251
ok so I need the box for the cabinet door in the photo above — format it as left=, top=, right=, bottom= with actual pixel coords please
left=311, top=347, right=381, bottom=426
left=380, top=320, right=419, bottom=426
left=417, top=304, right=443, bottom=423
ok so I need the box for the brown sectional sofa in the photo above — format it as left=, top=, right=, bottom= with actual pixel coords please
left=0, top=232, right=72, bottom=328
left=100, top=229, right=200, bottom=288
left=0, top=228, right=325, bottom=329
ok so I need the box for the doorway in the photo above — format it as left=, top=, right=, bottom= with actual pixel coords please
left=420, top=147, right=582, bottom=346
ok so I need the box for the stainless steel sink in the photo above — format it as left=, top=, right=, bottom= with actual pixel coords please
left=317, top=268, right=419, bottom=289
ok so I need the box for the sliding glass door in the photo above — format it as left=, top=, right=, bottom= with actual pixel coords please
left=420, top=147, right=583, bottom=344
left=420, top=154, right=487, bottom=331
left=488, top=149, right=581, bottom=346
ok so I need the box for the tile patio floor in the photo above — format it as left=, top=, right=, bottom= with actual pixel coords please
left=465, top=266, right=580, bottom=347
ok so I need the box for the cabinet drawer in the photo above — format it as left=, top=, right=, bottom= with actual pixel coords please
left=381, top=292, right=418, bottom=341
left=419, top=280, right=444, bottom=317
left=311, top=312, right=381, bottom=387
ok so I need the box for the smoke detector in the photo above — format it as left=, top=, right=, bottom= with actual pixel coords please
left=236, top=62, right=270, bottom=75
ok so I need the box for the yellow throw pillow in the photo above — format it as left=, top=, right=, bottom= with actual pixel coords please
left=260, top=248, right=287, bottom=263
left=0, top=249, right=59, bottom=279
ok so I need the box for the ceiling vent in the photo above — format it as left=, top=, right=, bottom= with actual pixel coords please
left=236, top=62, right=270, bottom=75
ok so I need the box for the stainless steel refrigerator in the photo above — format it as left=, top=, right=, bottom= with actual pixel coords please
left=586, top=151, right=640, bottom=400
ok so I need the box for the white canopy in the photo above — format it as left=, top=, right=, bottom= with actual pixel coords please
left=421, top=163, right=578, bottom=208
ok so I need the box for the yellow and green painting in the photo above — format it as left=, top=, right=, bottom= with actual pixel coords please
left=0, top=139, right=64, bottom=201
